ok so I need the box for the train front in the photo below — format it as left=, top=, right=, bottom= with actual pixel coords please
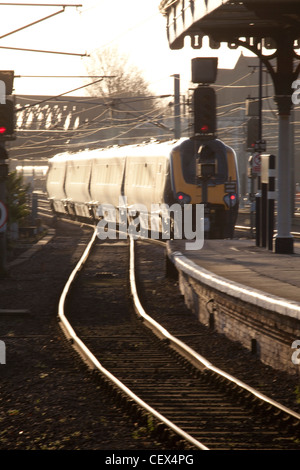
left=170, top=137, right=239, bottom=239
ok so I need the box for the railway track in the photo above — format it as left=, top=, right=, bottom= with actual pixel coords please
left=57, top=229, right=300, bottom=450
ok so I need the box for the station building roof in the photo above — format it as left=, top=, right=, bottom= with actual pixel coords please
left=159, top=0, right=300, bottom=50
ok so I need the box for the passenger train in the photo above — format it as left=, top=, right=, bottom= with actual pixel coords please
left=46, top=137, right=239, bottom=240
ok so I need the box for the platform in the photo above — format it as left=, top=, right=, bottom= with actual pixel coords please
left=167, top=237, right=300, bottom=319
left=167, top=237, right=300, bottom=374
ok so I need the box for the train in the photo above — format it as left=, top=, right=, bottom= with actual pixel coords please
left=46, top=137, right=239, bottom=240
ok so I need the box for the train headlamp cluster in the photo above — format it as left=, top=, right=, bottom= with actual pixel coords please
left=223, top=193, right=238, bottom=207
left=176, top=192, right=191, bottom=204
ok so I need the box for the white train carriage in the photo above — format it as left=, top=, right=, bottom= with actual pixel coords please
left=64, top=153, right=93, bottom=219
left=47, top=141, right=177, bottom=227
left=46, top=155, right=68, bottom=215
left=123, top=143, right=173, bottom=234
left=124, top=143, right=172, bottom=211
left=89, top=146, right=126, bottom=219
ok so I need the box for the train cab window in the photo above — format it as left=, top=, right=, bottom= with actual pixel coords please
left=180, top=139, right=227, bottom=185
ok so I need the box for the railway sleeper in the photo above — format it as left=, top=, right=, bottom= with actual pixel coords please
left=194, top=367, right=300, bottom=436
left=287, top=419, right=300, bottom=435
left=97, top=379, right=172, bottom=445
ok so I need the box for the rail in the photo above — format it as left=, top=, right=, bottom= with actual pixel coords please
left=51, top=206, right=300, bottom=443
left=131, top=237, right=300, bottom=422
left=57, top=229, right=209, bottom=451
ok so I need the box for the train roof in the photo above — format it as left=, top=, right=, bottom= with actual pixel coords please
left=48, top=138, right=188, bottom=163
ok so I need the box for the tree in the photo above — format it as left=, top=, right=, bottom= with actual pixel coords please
left=85, top=45, right=153, bottom=98
left=6, top=171, right=30, bottom=228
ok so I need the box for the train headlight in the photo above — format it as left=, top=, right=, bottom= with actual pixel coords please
left=224, top=193, right=238, bottom=207
left=176, top=192, right=191, bottom=205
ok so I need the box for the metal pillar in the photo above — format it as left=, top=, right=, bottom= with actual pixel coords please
left=258, top=57, right=263, bottom=142
left=269, top=33, right=295, bottom=254
left=273, top=114, right=293, bottom=253
left=290, top=107, right=295, bottom=216
left=0, top=145, right=8, bottom=277
left=230, top=35, right=296, bottom=253
left=260, top=154, right=276, bottom=250
left=173, top=74, right=181, bottom=139
left=268, top=156, right=276, bottom=251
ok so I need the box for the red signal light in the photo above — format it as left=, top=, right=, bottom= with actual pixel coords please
left=193, top=86, right=216, bottom=136
left=224, top=193, right=238, bottom=207
left=176, top=192, right=191, bottom=204
left=0, top=101, right=15, bottom=138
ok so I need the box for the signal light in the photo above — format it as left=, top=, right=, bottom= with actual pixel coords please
left=176, top=192, right=191, bottom=204
left=0, top=101, right=14, bottom=138
left=224, top=193, right=238, bottom=207
left=193, top=86, right=216, bottom=138
left=246, top=117, right=259, bottom=151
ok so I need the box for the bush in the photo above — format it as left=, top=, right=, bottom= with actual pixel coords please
left=6, top=171, right=30, bottom=228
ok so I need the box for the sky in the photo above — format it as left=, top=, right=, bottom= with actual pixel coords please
left=0, top=0, right=248, bottom=97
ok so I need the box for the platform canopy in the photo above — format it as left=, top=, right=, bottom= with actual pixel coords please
left=159, top=0, right=300, bottom=50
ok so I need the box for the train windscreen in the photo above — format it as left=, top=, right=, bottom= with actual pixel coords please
left=179, top=138, right=228, bottom=185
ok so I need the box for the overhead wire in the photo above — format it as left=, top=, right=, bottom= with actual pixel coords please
left=12, top=54, right=300, bottom=158
left=10, top=98, right=175, bottom=153
left=15, top=93, right=174, bottom=143
left=15, top=65, right=268, bottom=138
